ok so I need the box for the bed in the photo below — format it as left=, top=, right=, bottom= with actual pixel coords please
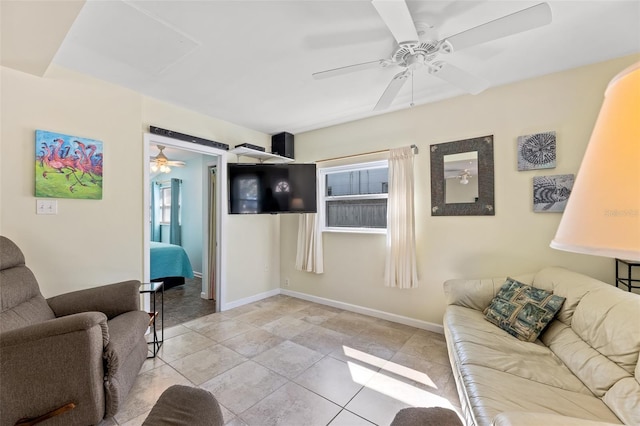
left=150, top=241, right=194, bottom=288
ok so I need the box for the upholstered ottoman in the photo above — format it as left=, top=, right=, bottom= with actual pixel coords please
left=143, top=385, right=224, bottom=426
left=391, top=407, right=463, bottom=426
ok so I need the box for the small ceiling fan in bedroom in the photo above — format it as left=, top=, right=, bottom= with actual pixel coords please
left=149, top=145, right=185, bottom=174
left=458, top=169, right=472, bottom=185
left=312, top=0, right=552, bottom=111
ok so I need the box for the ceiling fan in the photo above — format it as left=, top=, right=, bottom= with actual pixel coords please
left=312, top=1, right=552, bottom=111
left=149, top=145, right=185, bottom=174
left=458, top=169, right=472, bottom=185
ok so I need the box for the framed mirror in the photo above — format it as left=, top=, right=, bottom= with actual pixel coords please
left=430, top=135, right=494, bottom=216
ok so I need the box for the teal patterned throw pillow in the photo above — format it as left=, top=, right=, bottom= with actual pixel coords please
left=483, top=278, right=566, bottom=342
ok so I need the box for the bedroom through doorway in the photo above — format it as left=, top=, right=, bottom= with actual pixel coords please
left=143, top=132, right=226, bottom=327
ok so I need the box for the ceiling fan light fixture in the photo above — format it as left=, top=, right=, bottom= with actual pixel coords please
left=150, top=144, right=186, bottom=174
left=406, top=53, right=425, bottom=70
left=437, top=41, right=453, bottom=55
left=313, top=0, right=552, bottom=111
left=458, top=169, right=472, bottom=184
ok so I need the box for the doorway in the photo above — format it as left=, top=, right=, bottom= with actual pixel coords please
left=143, top=132, right=228, bottom=314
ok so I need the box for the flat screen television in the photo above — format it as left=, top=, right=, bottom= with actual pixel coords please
left=228, top=163, right=317, bottom=214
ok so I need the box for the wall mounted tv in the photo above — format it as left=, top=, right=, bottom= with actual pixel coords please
left=228, top=163, right=317, bottom=214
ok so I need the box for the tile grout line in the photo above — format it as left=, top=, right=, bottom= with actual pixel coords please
left=126, top=295, right=455, bottom=426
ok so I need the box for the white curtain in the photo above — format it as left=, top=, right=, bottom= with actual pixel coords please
left=385, top=146, right=418, bottom=288
left=295, top=213, right=323, bottom=274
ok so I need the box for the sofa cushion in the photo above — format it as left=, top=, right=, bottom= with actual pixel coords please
left=541, top=320, right=631, bottom=398
left=458, top=364, right=622, bottom=425
left=571, top=285, right=640, bottom=376
left=532, top=267, right=608, bottom=326
left=483, top=278, right=565, bottom=342
left=493, top=411, right=623, bottom=426
left=603, top=375, right=640, bottom=426
left=445, top=306, right=623, bottom=425
left=445, top=306, right=590, bottom=395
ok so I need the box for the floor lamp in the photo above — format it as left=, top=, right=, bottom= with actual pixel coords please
left=551, top=61, right=640, bottom=262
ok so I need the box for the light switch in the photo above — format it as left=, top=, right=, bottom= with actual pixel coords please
left=36, top=199, right=58, bottom=215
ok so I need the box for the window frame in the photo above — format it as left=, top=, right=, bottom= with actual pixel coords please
left=318, top=160, right=389, bottom=234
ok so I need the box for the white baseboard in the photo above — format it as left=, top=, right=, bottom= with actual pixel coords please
left=222, top=288, right=281, bottom=311
left=281, top=289, right=444, bottom=334
left=219, top=287, right=444, bottom=334
left=193, top=271, right=202, bottom=278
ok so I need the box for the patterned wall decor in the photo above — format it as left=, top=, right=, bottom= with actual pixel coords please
left=533, top=174, right=574, bottom=212
left=517, top=131, right=556, bottom=171
left=35, top=130, right=103, bottom=199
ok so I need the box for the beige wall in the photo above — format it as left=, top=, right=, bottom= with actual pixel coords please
left=0, top=64, right=279, bottom=304
left=2, top=55, right=637, bottom=319
left=1, top=65, right=143, bottom=295
left=280, top=54, right=640, bottom=327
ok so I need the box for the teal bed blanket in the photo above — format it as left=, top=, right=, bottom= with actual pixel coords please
left=150, top=241, right=195, bottom=280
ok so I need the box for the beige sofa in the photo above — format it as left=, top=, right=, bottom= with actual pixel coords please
left=443, top=266, right=640, bottom=426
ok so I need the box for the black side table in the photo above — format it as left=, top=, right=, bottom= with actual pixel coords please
left=615, top=259, right=640, bottom=292
left=140, top=281, right=164, bottom=358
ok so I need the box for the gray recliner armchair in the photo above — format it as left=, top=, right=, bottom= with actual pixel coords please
left=0, top=236, right=150, bottom=425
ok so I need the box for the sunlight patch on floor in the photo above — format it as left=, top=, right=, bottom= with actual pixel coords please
left=342, top=346, right=387, bottom=368
left=379, top=360, right=438, bottom=388
left=343, top=345, right=456, bottom=409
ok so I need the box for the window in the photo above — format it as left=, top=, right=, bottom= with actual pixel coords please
left=160, top=186, right=172, bottom=224
left=319, top=160, right=388, bottom=233
left=232, top=175, right=259, bottom=213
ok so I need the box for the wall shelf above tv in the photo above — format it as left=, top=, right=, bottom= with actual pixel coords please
left=229, top=146, right=294, bottom=163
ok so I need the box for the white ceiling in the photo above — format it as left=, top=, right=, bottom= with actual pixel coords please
left=53, top=1, right=640, bottom=135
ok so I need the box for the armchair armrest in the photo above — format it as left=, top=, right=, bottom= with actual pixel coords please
left=0, top=312, right=108, bottom=347
left=47, top=280, right=141, bottom=319
left=0, top=313, right=109, bottom=425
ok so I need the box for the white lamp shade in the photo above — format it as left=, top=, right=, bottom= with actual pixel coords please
left=551, top=62, right=640, bottom=261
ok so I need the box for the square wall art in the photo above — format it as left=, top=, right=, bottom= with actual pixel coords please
left=533, top=174, right=574, bottom=213
left=35, top=130, right=103, bottom=199
left=517, top=131, right=556, bottom=171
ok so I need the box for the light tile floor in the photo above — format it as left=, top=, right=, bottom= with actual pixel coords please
left=109, top=295, right=462, bottom=426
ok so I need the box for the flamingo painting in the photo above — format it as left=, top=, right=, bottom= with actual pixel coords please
left=35, top=130, right=103, bottom=199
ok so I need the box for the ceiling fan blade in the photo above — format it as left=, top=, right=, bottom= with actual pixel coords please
left=312, top=59, right=389, bottom=80
left=372, top=0, right=419, bottom=45
left=167, top=161, right=186, bottom=167
left=444, top=3, right=552, bottom=52
left=429, top=62, right=489, bottom=95
left=374, top=69, right=410, bottom=111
